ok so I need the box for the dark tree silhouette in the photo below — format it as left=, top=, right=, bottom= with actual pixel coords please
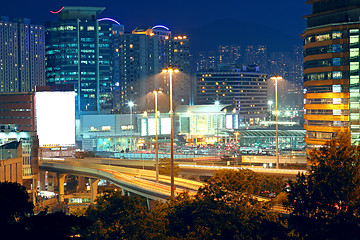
left=287, top=132, right=360, bottom=239
left=0, top=181, right=33, bottom=225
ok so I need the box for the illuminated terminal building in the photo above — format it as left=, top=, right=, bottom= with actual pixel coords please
left=196, top=65, right=268, bottom=125
left=78, top=106, right=305, bottom=154
left=45, top=6, right=124, bottom=114
left=303, top=0, right=360, bottom=147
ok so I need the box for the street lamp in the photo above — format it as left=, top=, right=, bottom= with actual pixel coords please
left=162, top=67, right=179, bottom=198
left=153, top=89, right=162, bottom=183
left=128, top=101, right=135, bottom=152
left=215, top=101, right=220, bottom=142
left=138, top=139, right=145, bottom=170
left=108, top=138, right=111, bottom=165
left=103, top=139, right=111, bottom=165
left=268, top=100, right=273, bottom=121
left=270, top=76, right=283, bottom=169
left=234, top=132, right=240, bottom=165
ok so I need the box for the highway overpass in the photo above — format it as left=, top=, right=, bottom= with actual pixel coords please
left=39, top=158, right=204, bottom=202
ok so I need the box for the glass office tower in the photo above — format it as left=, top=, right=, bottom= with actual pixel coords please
left=45, top=7, right=124, bottom=114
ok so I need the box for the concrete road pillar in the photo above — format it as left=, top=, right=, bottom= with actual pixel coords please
left=47, top=172, right=57, bottom=191
left=90, top=178, right=99, bottom=203
left=78, top=176, right=86, bottom=192
left=39, top=171, right=46, bottom=191
left=58, top=174, right=67, bottom=203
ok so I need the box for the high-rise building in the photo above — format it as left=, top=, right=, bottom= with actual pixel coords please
left=244, top=45, right=268, bottom=71
left=164, top=35, right=191, bottom=105
left=0, top=17, right=45, bottom=93
left=117, top=26, right=192, bottom=111
left=196, top=65, right=268, bottom=124
left=45, top=7, right=124, bottom=114
left=218, top=45, right=241, bottom=66
left=303, top=0, right=360, bottom=147
left=117, top=27, right=162, bottom=111
left=196, top=51, right=217, bottom=71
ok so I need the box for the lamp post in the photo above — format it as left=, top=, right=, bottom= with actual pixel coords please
left=234, top=132, right=239, bottom=165
left=268, top=100, right=273, bottom=121
left=108, top=138, right=111, bottom=165
left=153, top=90, right=162, bottom=183
left=162, top=67, right=179, bottom=198
left=138, top=139, right=145, bottom=170
left=128, top=101, right=134, bottom=153
left=215, top=101, right=220, bottom=142
left=270, top=76, right=282, bottom=169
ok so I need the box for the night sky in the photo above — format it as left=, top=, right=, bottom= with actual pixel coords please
left=2, top=0, right=311, bottom=37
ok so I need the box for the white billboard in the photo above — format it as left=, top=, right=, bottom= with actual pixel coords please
left=141, top=119, right=147, bottom=136
left=226, top=115, right=233, bottom=129
left=161, top=118, right=171, bottom=135
left=35, top=92, right=76, bottom=146
left=148, top=118, right=157, bottom=136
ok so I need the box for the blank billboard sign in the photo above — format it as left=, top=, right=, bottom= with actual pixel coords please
left=35, top=91, right=76, bottom=146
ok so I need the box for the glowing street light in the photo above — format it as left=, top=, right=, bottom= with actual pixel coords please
left=270, top=76, right=283, bottom=169
left=153, top=89, right=162, bottom=183
left=128, top=101, right=135, bottom=152
left=162, top=67, right=179, bottom=198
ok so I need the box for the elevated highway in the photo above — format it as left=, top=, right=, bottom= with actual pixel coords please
left=39, top=158, right=204, bottom=202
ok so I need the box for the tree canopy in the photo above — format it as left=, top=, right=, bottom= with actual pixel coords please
left=0, top=181, right=33, bottom=225
left=287, top=132, right=360, bottom=239
left=84, top=190, right=164, bottom=240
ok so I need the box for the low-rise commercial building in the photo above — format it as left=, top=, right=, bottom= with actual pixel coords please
left=0, top=126, right=39, bottom=202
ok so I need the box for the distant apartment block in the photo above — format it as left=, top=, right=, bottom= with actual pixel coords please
left=0, top=17, right=45, bottom=93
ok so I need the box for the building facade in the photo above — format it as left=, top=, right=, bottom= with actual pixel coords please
left=45, top=7, right=124, bottom=114
left=116, top=27, right=193, bottom=112
left=0, top=92, right=35, bottom=131
left=0, top=128, right=39, bottom=203
left=0, top=17, right=45, bottom=93
left=164, top=35, right=191, bottom=105
left=196, top=65, right=268, bottom=124
left=303, top=0, right=360, bottom=147
left=117, top=27, right=161, bottom=111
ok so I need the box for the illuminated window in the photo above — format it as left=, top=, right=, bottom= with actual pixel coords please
left=333, top=98, right=341, bottom=104
left=350, top=36, right=359, bottom=44
left=350, top=48, right=359, bottom=57
left=333, top=85, right=341, bottom=93
left=102, top=126, right=111, bottom=131
left=333, top=58, right=341, bottom=66
left=333, top=71, right=342, bottom=79
left=315, top=33, right=331, bottom=42
left=332, top=31, right=342, bottom=39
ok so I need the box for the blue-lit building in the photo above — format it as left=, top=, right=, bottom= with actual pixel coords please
left=45, top=7, right=124, bottom=114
